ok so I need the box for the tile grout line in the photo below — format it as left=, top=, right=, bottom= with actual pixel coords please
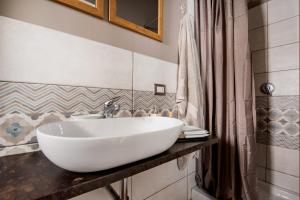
left=143, top=176, right=187, bottom=200
left=251, top=41, right=299, bottom=53
left=254, top=67, right=300, bottom=75
left=249, top=14, right=299, bottom=32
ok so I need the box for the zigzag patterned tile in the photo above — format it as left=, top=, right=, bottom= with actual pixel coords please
left=133, top=90, right=176, bottom=110
left=0, top=81, right=132, bottom=114
left=268, top=133, right=299, bottom=150
left=268, top=96, right=299, bottom=109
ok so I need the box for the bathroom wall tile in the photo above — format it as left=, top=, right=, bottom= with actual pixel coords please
left=187, top=152, right=197, bottom=174
left=256, top=166, right=266, bottom=181
left=233, top=0, right=247, bottom=18
left=188, top=172, right=197, bottom=200
left=256, top=143, right=267, bottom=167
left=132, top=159, right=187, bottom=200
left=0, top=112, right=67, bottom=147
left=133, top=90, right=176, bottom=111
left=268, top=133, right=299, bottom=150
left=268, top=96, right=299, bottom=110
left=249, top=27, right=268, bottom=51
left=266, top=169, right=299, bottom=193
left=254, top=73, right=268, bottom=96
left=70, top=179, right=132, bottom=200
left=0, top=16, right=133, bottom=89
left=253, top=43, right=299, bottom=74
left=145, top=177, right=187, bottom=200
left=268, top=17, right=299, bottom=48
left=133, top=53, right=177, bottom=93
left=0, top=143, right=39, bottom=157
left=268, top=69, right=299, bottom=96
left=267, top=145, right=299, bottom=177
left=268, top=43, right=299, bottom=72
left=252, top=50, right=268, bottom=73
left=256, top=96, right=268, bottom=108
left=268, top=0, right=299, bottom=24
left=248, top=3, right=267, bottom=30
left=0, top=81, right=132, bottom=115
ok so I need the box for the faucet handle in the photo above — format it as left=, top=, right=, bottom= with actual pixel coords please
left=104, top=96, right=121, bottom=107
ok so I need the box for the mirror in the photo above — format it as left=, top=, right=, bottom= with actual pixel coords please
left=109, top=0, right=163, bottom=41
left=54, top=0, right=104, bottom=18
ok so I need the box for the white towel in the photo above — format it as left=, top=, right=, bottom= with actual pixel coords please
left=184, top=133, right=209, bottom=138
left=184, top=130, right=209, bottom=135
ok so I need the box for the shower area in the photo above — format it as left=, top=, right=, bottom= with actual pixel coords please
left=249, top=0, right=299, bottom=199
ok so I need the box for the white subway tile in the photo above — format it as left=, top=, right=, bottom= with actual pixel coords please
left=267, top=145, right=299, bottom=177
left=248, top=3, right=267, bottom=30
left=266, top=169, right=299, bottom=193
left=249, top=27, right=268, bottom=51
left=0, top=16, right=133, bottom=89
left=146, top=177, right=187, bottom=200
left=268, top=0, right=299, bottom=24
left=268, top=43, right=299, bottom=72
left=268, top=69, right=299, bottom=96
left=268, top=17, right=299, bottom=48
left=132, top=159, right=187, bottom=200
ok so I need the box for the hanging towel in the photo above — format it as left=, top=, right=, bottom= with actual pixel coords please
left=176, top=14, right=204, bottom=128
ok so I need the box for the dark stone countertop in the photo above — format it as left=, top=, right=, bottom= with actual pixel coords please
left=0, top=136, right=218, bottom=200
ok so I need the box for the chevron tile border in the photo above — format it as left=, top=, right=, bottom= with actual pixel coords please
left=256, top=96, right=299, bottom=150
left=133, top=90, right=176, bottom=110
left=0, top=81, right=132, bottom=115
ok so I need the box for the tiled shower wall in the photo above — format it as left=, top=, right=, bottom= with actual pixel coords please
left=249, top=0, right=299, bottom=194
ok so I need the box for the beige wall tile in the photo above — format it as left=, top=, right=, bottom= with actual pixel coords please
left=256, top=143, right=267, bottom=167
left=254, top=73, right=268, bottom=96
left=249, top=27, right=268, bottom=51
left=70, top=179, right=132, bottom=200
left=268, top=43, right=299, bottom=72
left=267, top=145, right=299, bottom=177
left=0, top=16, right=133, bottom=89
left=248, top=3, right=267, bottom=30
left=133, top=53, right=178, bottom=93
left=266, top=169, right=299, bottom=193
left=268, top=17, right=299, bottom=48
left=187, top=152, right=197, bottom=174
left=268, top=69, right=299, bottom=96
left=256, top=166, right=266, bottom=181
left=252, top=50, right=268, bottom=73
left=268, top=0, right=299, bottom=24
left=188, top=173, right=197, bottom=200
left=132, top=159, right=187, bottom=200
left=146, top=177, right=187, bottom=200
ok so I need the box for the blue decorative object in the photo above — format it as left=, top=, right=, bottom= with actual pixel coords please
left=6, top=123, right=23, bottom=137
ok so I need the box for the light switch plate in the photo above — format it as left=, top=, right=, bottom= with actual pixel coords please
left=154, top=84, right=166, bottom=96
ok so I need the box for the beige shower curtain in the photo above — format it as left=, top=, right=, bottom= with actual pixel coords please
left=194, top=0, right=257, bottom=199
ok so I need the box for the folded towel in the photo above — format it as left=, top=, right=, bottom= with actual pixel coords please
left=184, top=133, right=210, bottom=138
left=184, top=130, right=209, bottom=135
left=182, top=125, right=202, bottom=132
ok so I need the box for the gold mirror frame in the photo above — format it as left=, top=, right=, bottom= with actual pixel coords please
left=54, top=0, right=104, bottom=18
left=108, top=0, right=163, bottom=41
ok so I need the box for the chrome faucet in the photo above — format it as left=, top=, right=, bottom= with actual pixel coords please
left=103, top=96, right=120, bottom=118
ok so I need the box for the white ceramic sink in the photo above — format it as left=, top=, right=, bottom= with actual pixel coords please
left=37, top=117, right=184, bottom=172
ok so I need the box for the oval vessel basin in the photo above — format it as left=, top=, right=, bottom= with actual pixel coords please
left=37, top=117, right=184, bottom=172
